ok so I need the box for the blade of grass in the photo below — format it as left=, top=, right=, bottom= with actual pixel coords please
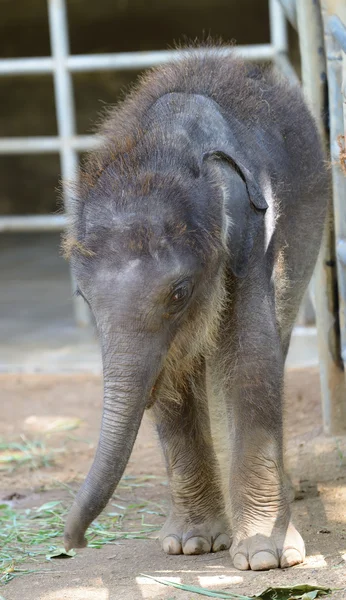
left=139, top=575, right=252, bottom=599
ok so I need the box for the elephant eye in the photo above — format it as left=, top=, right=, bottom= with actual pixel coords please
left=172, top=285, right=188, bottom=302
left=169, top=280, right=192, bottom=310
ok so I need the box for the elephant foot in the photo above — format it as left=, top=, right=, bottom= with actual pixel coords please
left=160, top=514, right=231, bottom=555
left=230, top=520, right=305, bottom=571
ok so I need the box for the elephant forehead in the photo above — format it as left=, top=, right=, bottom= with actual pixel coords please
left=91, top=253, right=189, bottom=305
left=84, top=212, right=206, bottom=259
left=97, top=257, right=143, bottom=286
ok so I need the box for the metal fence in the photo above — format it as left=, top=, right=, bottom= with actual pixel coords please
left=0, top=0, right=294, bottom=325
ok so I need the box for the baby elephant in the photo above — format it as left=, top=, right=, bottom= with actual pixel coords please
left=63, top=49, right=328, bottom=571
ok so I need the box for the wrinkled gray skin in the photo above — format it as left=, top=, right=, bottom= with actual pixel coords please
left=64, top=53, right=328, bottom=571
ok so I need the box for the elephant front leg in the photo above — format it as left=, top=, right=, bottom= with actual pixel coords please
left=152, top=366, right=230, bottom=555
left=228, top=357, right=305, bottom=571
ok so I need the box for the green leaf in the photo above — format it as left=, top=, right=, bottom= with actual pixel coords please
left=256, top=585, right=331, bottom=600
left=36, top=501, right=61, bottom=513
left=45, top=547, right=76, bottom=560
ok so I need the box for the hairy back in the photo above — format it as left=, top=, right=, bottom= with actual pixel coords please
left=79, top=48, right=324, bottom=195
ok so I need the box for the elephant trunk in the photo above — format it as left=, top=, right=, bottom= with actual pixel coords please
left=64, top=330, right=161, bottom=551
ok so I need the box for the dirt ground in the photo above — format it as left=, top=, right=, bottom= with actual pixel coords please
left=1, top=367, right=346, bottom=600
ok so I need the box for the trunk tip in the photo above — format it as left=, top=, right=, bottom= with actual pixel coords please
left=64, top=528, right=88, bottom=552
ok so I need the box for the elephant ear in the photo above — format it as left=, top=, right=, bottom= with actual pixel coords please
left=203, top=150, right=268, bottom=278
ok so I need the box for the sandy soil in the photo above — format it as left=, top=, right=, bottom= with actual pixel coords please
left=1, top=367, right=346, bottom=600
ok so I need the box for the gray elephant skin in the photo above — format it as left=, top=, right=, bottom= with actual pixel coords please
left=63, top=49, right=328, bottom=571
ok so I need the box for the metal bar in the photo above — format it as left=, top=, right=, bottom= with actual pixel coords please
left=0, top=45, right=276, bottom=77
left=296, top=0, right=328, bottom=136
left=320, top=6, right=346, bottom=432
left=48, top=0, right=77, bottom=189
left=0, top=57, right=54, bottom=75
left=329, top=14, right=346, bottom=53
left=274, top=52, right=299, bottom=84
left=297, top=0, right=346, bottom=435
left=277, top=0, right=297, bottom=30
left=269, top=0, right=288, bottom=55
left=343, top=34, right=346, bottom=180
left=67, top=45, right=275, bottom=71
left=269, top=0, right=298, bottom=88
left=0, top=137, right=61, bottom=154
left=0, top=215, right=67, bottom=232
left=47, top=0, right=90, bottom=326
left=326, top=16, right=346, bottom=339
left=0, top=135, right=101, bottom=154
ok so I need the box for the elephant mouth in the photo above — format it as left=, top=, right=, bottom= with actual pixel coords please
left=146, top=369, right=165, bottom=409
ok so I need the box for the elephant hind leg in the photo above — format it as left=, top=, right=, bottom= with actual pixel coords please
left=151, top=360, right=230, bottom=555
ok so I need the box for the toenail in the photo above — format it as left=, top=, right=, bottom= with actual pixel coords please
left=250, top=548, right=277, bottom=561
left=281, top=547, right=304, bottom=568
left=250, top=550, right=279, bottom=571
left=162, top=535, right=182, bottom=554
left=212, top=533, right=231, bottom=552
left=183, top=536, right=211, bottom=555
left=232, top=552, right=249, bottom=570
